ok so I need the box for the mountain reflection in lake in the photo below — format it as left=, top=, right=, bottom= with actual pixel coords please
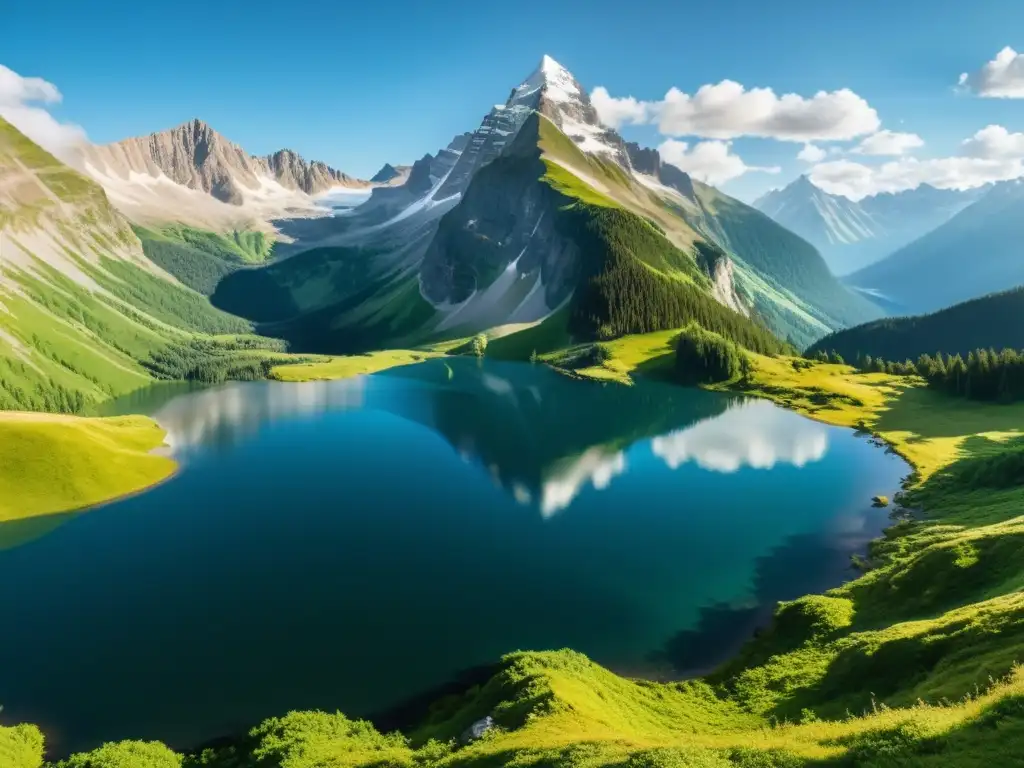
left=0, top=359, right=908, bottom=754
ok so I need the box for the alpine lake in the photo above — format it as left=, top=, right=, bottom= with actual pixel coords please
left=0, top=358, right=908, bottom=754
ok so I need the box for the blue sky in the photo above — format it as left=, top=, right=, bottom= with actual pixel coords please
left=4, top=0, right=1024, bottom=201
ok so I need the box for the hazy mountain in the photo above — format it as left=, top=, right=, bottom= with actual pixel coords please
left=755, top=176, right=980, bottom=275
left=370, top=163, right=411, bottom=184
left=846, top=181, right=1024, bottom=314
left=806, top=285, right=1024, bottom=361
left=214, top=56, right=879, bottom=352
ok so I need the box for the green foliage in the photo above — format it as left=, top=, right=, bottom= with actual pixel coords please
left=84, top=257, right=251, bottom=335
left=848, top=347, right=1024, bottom=404
left=471, top=333, right=488, bottom=357
left=626, top=746, right=732, bottom=768
left=672, top=325, right=748, bottom=385
left=248, top=711, right=414, bottom=768
left=807, top=286, right=1024, bottom=363
left=55, top=741, right=182, bottom=768
left=560, top=204, right=787, bottom=355
left=0, top=724, right=44, bottom=768
left=144, top=336, right=295, bottom=384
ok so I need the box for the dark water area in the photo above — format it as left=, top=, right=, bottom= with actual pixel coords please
left=0, top=359, right=908, bottom=754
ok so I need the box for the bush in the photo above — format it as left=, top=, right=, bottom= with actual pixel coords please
left=471, top=333, right=488, bottom=357
left=673, top=324, right=747, bottom=385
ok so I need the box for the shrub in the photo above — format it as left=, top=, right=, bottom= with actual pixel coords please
left=673, top=324, right=747, bottom=385
left=471, top=333, right=488, bottom=357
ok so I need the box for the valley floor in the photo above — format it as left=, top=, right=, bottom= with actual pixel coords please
left=4, top=334, right=1024, bottom=767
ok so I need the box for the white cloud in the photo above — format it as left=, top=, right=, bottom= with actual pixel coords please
left=809, top=155, right=1023, bottom=200
left=961, top=124, right=1024, bottom=160
left=658, top=139, right=781, bottom=186
left=0, top=63, right=87, bottom=163
left=593, top=80, right=880, bottom=142
left=853, top=130, right=924, bottom=156
left=959, top=46, right=1024, bottom=98
left=590, top=86, right=650, bottom=129
left=797, top=143, right=827, bottom=163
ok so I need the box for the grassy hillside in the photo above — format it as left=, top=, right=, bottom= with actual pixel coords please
left=0, top=412, right=174, bottom=524
left=807, top=286, right=1024, bottom=362
left=134, top=224, right=272, bottom=295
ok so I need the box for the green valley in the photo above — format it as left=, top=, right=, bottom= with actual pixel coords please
left=2, top=41, right=1024, bottom=768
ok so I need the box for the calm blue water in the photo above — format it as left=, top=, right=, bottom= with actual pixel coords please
left=0, top=359, right=908, bottom=753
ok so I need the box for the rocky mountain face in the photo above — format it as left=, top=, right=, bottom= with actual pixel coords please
left=625, top=142, right=696, bottom=201
left=846, top=180, right=1024, bottom=314
left=256, top=148, right=364, bottom=195
left=216, top=56, right=880, bottom=351
left=84, top=119, right=368, bottom=206
left=755, top=176, right=981, bottom=275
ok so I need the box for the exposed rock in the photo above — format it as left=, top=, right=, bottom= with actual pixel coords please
left=459, top=716, right=495, bottom=744
left=371, top=163, right=401, bottom=183
left=84, top=119, right=368, bottom=205
left=625, top=142, right=696, bottom=202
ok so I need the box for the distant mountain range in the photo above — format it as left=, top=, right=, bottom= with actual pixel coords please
left=806, top=285, right=1024, bottom=361
left=845, top=180, right=1024, bottom=315
left=754, top=176, right=981, bottom=276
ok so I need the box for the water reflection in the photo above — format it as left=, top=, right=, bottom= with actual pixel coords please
left=651, top=399, right=829, bottom=473
left=109, top=360, right=836, bottom=517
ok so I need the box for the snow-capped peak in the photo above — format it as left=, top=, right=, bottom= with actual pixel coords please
left=512, top=54, right=581, bottom=106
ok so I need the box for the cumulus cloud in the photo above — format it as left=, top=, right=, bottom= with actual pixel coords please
left=590, top=86, right=650, bottom=129
left=961, top=124, right=1024, bottom=160
left=797, top=143, right=827, bottom=163
left=853, top=130, right=924, bottom=156
left=658, top=139, right=781, bottom=186
left=592, top=80, right=879, bottom=142
left=0, top=64, right=87, bottom=163
left=809, top=155, right=1023, bottom=200
left=959, top=46, right=1024, bottom=98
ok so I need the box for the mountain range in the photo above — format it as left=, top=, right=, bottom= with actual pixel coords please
left=1, top=55, right=896, bottom=415
left=754, top=176, right=981, bottom=276
left=844, top=180, right=1024, bottom=314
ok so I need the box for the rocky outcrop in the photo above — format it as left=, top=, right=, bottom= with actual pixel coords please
left=85, top=119, right=367, bottom=205
left=255, top=149, right=364, bottom=195
left=625, top=142, right=696, bottom=202
left=420, top=120, right=580, bottom=313
left=694, top=241, right=749, bottom=317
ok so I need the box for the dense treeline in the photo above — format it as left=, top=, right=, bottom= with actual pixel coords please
left=137, top=233, right=238, bottom=295
left=563, top=205, right=789, bottom=355
left=673, top=324, right=750, bottom=384
left=144, top=337, right=298, bottom=384
left=809, top=346, right=1024, bottom=403
left=134, top=225, right=274, bottom=296
left=806, top=286, right=1024, bottom=363
left=89, top=257, right=252, bottom=335
left=0, top=356, right=88, bottom=413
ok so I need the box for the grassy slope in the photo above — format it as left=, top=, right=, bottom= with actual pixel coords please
left=269, top=349, right=441, bottom=381
left=0, top=412, right=174, bottom=524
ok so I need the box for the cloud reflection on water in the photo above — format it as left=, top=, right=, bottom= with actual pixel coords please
left=651, top=399, right=829, bottom=474
left=153, top=378, right=366, bottom=453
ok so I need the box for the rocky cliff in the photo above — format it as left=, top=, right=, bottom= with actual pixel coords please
left=84, top=119, right=368, bottom=206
